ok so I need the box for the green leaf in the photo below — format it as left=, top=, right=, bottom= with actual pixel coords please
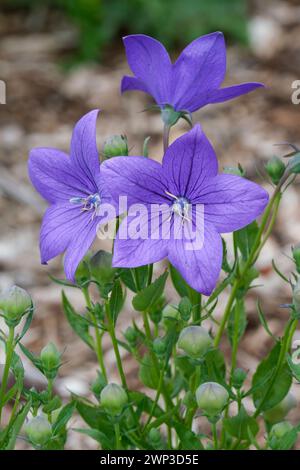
left=173, top=424, right=204, bottom=450
left=223, top=405, right=259, bottom=440
left=235, top=221, right=259, bottom=261
left=5, top=398, right=32, bottom=450
left=275, top=428, right=298, bottom=450
left=200, top=349, right=226, bottom=384
left=73, top=428, right=112, bottom=449
left=18, top=343, right=43, bottom=373
left=43, top=396, right=62, bottom=414
left=257, top=300, right=277, bottom=340
left=62, top=291, right=94, bottom=349
left=52, top=402, right=75, bottom=436
left=222, top=237, right=232, bottom=273
left=169, top=264, right=189, bottom=297
left=252, top=342, right=292, bottom=411
left=132, top=271, right=168, bottom=311
left=129, top=391, right=163, bottom=419
left=227, top=299, right=247, bottom=347
left=120, top=266, right=148, bottom=292
left=139, top=354, right=160, bottom=390
left=16, top=306, right=34, bottom=343
left=109, top=279, right=125, bottom=326
left=76, top=400, right=114, bottom=435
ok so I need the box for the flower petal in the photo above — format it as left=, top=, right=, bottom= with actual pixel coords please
left=113, top=204, right=170, bottom=267
left=123, top=34, right=172, bottom=104
left=171, top=32, right=226, bottom=111
left=28, top=148, right=89, bottom=203
left=162, top=124, right=218, bottom=200
left=121, top=75, right=150, bottom=95
left=168, top=221, right=222, bottom=295
left=64, top=215, right=98, bottom=281
left=40, top=203, right=89, bottom=264
left=196, top=174, right=269, bottom=233
left=101, top=156, right=168, bottom=206
left=206, top=82, right=264, bottom=105
left=70, top=109, right=101, bottom=193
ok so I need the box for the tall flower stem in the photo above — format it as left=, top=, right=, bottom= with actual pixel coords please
left=0, top=326, right=15, bottom=425
left=82, top=287, right=107, bottom=382
left=163, top=125, right=170, bottom=153
left=214, top=190, right=282, bottom=347
left=105, top=301, right=128, bottom=391
left=114, top=422, right=122, bottom=450
left=187, top=286, right=201, bottom=323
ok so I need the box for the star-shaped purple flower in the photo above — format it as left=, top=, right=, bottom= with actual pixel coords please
left=102, top=125, right=269, bottom=295
left=28, top=110, right=116, bottom=281
left=121, top=32, right=263, bottom=115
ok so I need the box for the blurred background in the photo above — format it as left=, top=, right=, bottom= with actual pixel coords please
left=0, top=0, right=300, bottom=449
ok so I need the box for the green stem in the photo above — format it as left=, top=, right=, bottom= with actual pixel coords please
left=214, top=191, right=282, bottom=347
left=188, top=287, right=201, bottom=324
left=253, top=318, right=297, bottom=418
left=212, top=422, right=218, bottom=450
left=163, top=125, right=171, bottom=153
left=82, top=287, right=108, bottom=382
left=0, top=326, right=15, bottom=425
left=106, top=302, right=128, bottom=391
left=114, top=422, right=122, bottom=450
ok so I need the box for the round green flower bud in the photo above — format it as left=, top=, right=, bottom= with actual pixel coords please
left=100, top=383, right=128, bottom=415
left=265, top=156, right=285, bottom=185
left=177, top=326, right=212, bottom=359
left=25, top=416, right=52, bottom=446
left=178, top=297, right=192, bottom=322
left=162, top=304, right=180, bottom=329
left=270, top=421, right=293, bottom=440
left=90, top=250, right=116, bottom=285
left=232, top=368, right=247, bottom=389
left=124, top=326, right=138, bottom=346
left=40, top=343, right=61, bottom=379
left=292, top=244, right=300, bottom=274
left=196, top=382, right=229, bottom=417
left=103, top=135, right=128, bottom=159
left=264, top=393, right=297, bottom=424
left=0, top=285, right=32, bottom=327
left=148, top=427, right=161, bottom=444
left=153, top=337, right=167, bottom=357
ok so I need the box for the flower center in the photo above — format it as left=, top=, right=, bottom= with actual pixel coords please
left=69, top=193, right=101, bottom=220
left=165, top=190, right=191, bottom=223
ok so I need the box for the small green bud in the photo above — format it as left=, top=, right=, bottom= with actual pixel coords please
left=124, top=326, right=138, bottom=346
left=40, top=343, right=61, bottom=380
left=196, top=382, right=229, bottom=417
left=91, top=372, right=106, bottom=399
left=264, top=393, right=297, bottom=424
left=153, top=337, right=167, bottom=357
left=100, top=383, right=128, bottom=415
left=25, top=416, right=52, bottom=446
left=103, top=135, right=128, bottom=159
left=270, top=421, right=293, bottom=440
left=162, top=304, right=180, bottom=329
left=148, top=427, right=161, bottom=444
left=177, top=326, right=212, bottom=359
left=232, top=368, right=247, bottom=389
left=265, top=156, right=285, bottom=185
left=178, top=297, right=192, bottom=322
left=90, top=250, right=116, bottom=285
left=0, top=285, right=31, bottom=327
left=292, top=244, right=300, bottom=274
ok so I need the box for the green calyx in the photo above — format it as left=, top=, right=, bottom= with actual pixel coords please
left=0, top=285, right=32, bottom=327
left=160, top=104, right=192, bottom=128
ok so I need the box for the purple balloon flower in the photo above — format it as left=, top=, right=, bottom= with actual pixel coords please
left=102, top=125, right=269, bottom=295
left=121, top=32, right=263, bottom=116
left=28, top=110, right=116, bottom=281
